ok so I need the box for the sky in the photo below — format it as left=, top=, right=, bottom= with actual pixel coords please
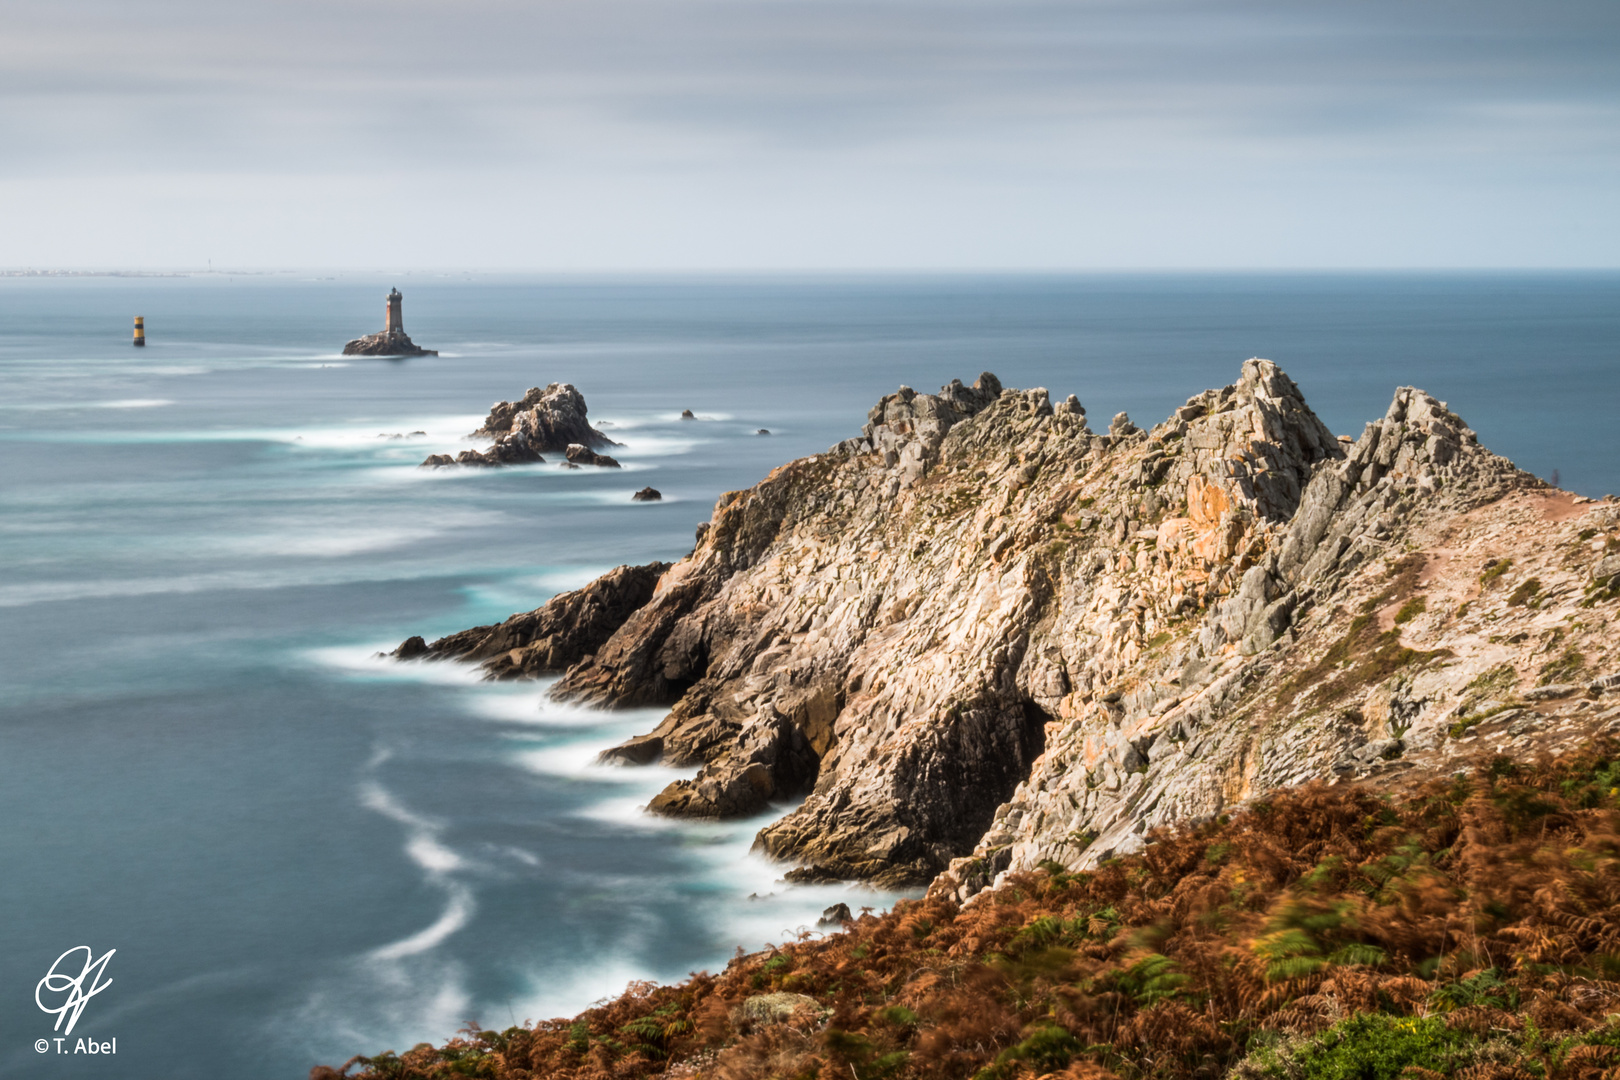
left=2, top=0, right=1617, bottom=269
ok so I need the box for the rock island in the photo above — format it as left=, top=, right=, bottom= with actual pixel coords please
left=343, top=288, right=438, bottom=356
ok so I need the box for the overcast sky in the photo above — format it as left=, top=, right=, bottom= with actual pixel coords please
left=3, top=0, right=1616, bottom=269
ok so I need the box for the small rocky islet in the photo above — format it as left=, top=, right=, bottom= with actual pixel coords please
left=420, top=382, right=620, bottom=468
left=396, top=359, right=1620, bottom=896
left=343, top=287, right=438, bottom=357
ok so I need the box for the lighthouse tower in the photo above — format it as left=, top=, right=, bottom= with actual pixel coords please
left=385, top=288, right=403, bottom=334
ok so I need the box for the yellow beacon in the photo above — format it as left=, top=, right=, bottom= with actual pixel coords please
left=133, top=316, right=146, bottom=348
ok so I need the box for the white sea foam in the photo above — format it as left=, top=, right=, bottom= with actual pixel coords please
left=223, top=526, right=445, bottom=558
left=0, top=568, right=357, bottom=608
left=305, top=643, right=487, bottom=685
left=607, top=433, right=705, bottom=458
left=503, top=846, right=541, bottom=868
left=93, top=397, right=175, bottom=408
left=8, top=412, right=483, bottom=450
left=517, top=566, right=614, bottom=594
left=0, top=396, right=175, bottom=411
left=358, top=781, right=476, bottom=958
left=370, top=884, right=476, bottom=960
left=465, top=688, right=633, bottom=730
left=508, top=958, right=667, bottom=1026
left=359, top=780, right=441, bottom=833
left=406, top=834, right=467, bottom=875
left=510, top=742, right=668, bottom=781
left=281, top=956, right=472, bottom=1069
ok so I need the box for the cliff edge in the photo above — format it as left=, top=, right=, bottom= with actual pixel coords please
left=399, top=361, right=1620, bottom=890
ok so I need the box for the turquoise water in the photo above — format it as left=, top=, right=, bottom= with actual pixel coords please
left=2, top=273, right=1616, bottom=1078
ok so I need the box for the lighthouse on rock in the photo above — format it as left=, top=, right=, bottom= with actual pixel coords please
left=342, top=288, right=437, bottom=356
left=385, top=288, right=403, bottom=334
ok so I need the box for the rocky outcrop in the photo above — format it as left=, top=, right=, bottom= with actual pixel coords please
left=343, top=330, right=437, bottom=357
left=422, top=383, right=617, bottom=468
left=633, top=487, right=662, bottom=502
left=400, top=360, right=1620, bottom=891
left=392, top=562, right=670, bottom=680
left=566, top=444, right=621, bottom=468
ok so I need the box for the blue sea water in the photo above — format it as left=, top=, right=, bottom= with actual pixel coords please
left=1, top=272, right=1616, bottom=1079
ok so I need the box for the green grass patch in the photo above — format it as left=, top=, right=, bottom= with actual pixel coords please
left=1507, top=577, right=1543, bottom=607
left=1539, top=647, right=1588, bottom=686
left=1393, top=596, right=1427, bottom=624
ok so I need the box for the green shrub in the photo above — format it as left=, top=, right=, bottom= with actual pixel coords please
left=974, top=1024, right=1081, bottom=1080
left=1231, top=1013, right=1491, bottom=1080
left=1393, top=596, right=1427, bottom=624
left=1507, top=577, right=1543, bottom=607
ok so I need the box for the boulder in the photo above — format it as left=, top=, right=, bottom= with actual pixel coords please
left=599, top=734, right=664, bottom=765
left=393, top=636, right=429, bottom=660
left=565, top=444, right=621, bottom=468
left=817, top=902, right=853, bottom=927
left=632, top=487, right=662, bottom=501
left=735, top=993, right=818, bottom=1032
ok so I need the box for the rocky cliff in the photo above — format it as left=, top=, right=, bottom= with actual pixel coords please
left=397, top=361, right=1620, bottom=890
left=422, top=383, right=618, bottom=467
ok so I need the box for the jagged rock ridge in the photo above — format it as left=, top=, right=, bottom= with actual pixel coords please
left=397, top=361, right=1620, bottom=890
left=422, top=383, right=618, bottom=467
left=394, top=562, right=669, bottom=680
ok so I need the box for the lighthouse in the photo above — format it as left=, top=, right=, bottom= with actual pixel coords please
left=385, top=288, right=403, bottom=335
left=342, top=288, right=437, bottom=356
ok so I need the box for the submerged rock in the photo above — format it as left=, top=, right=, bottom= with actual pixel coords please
left=565, top=443, right=620, bottom=468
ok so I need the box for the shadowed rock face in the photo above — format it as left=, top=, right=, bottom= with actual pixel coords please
left=396, top=360, right=1620, bottom=891
left=393, top=562, right=670, bottom=680
left=422, top=383, right=616, bottom=467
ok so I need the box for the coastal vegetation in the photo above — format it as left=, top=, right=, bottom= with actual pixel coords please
left=318, top=737, right=1620, bottom=1080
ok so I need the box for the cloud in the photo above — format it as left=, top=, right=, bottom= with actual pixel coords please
left=1, top=0, right=1616, bottom=266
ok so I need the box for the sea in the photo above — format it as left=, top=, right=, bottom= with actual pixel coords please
left=2, top=272, right=1616, bottom=1079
